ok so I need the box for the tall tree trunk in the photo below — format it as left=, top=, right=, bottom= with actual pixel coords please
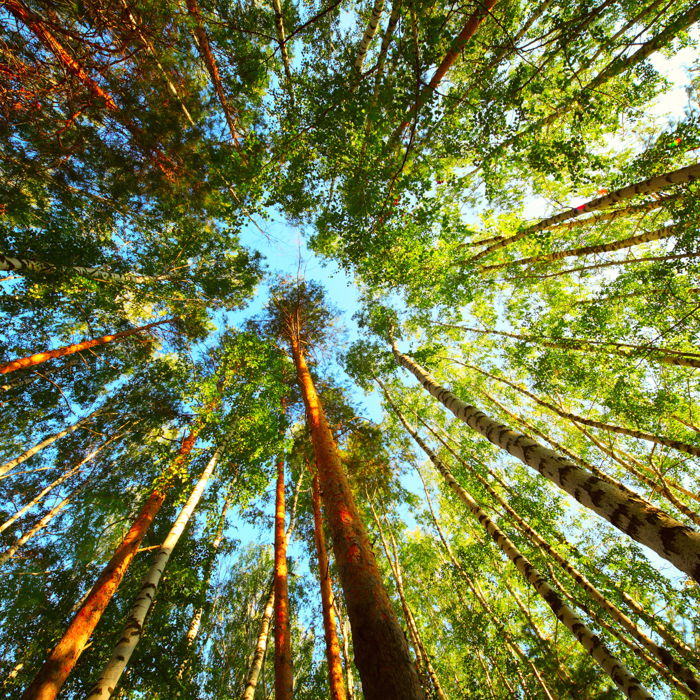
left=242, top=473, right=304, bottom=700
left=273, top=454, right=293, bottom=700
left=1, top=318, right=175, bottom=375
left=0, top=407, right=102, bottom=477
left=466, top=361, right=700, bottom=459
left=481, top=224, right=677, bottom=271
left=2, top=0, right=117, bottom=109
left=183, top=0, right=242, bottom=146
left=20, top=409, right=209, bottom=700
left=389, top=0, right=499, bottom=145
left=354, top=0, right=385, bottom=71
left=86, top=447, right=222, bottom=698
left=0, top=253, right=156, bottom=284
left=0, top=481, right=84, bottom=567
left=309, top=465, right=347, bottom=700
left=422, top=416, right=700, bottom=694
left=469, top=163, right=700, bottom=263
left=0, top=426, right=128, bottom=535
left=288, top=333, right=424, bottom=699
left=389, top=345, right=700, bottom=581
left=386, top=392, right=652, bottom=700
left=271, top=0, right=295, bottom=102
left=368, top=500, right=447, bottom=700
left=433, top=322, right=700, bottom=369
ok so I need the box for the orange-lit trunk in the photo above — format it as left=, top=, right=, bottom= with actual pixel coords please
left=273, top=454, right=293, bottom=700
left=21, top=413, right=206, bottom=700
left=309, top=464, right=347, bottom=700
left=289, top=334, right=424, bottom=700
left=1, top=318, right=174, bottom=375
left=3, top=0, right=117, bottom=110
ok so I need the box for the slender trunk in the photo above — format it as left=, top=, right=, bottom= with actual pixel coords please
left=475, top=651, right=499, bottom=699
left=424, top=416, right=700, bottom=694
left=389, top=0, right=498, bottom=144
left=178, top=486, right=234, bottom=677
left=86, top=448, right=222, bottom=698
left=354, top=0, right=385, bottom=71
left=309, top=466, right=347, bottom=700
left=368, top=502, right=447, bottom=700
left=337, top=607, right=355, bottom=700
left=2, top=0, right=117, bottom=109
left=512, top=249, right=700, bottom=280
left=242, top=471, right=304, bottom=700
left=482, top=224, right=677, bottom=271
left=468, top=163, right=700, bottom=263
left=288, top=334, right=424, bottom=699
left=242, top=580, right=276, bottom=700
left=0, top=408, right=102, bottom=477
left=0, top=427, right=128, bottom=535
left=389, top=346, right=700, bottom=581
left=184, top=0, right=241, bottom=146
left=467, top=361, right=700, bottom=459
left=273, top=454, right=293, bottom=700
left=0, top=482, right=83, bottom=568
left=1, top=318, right=175, bottom=375
left=434, top=322, right=700, bottom=369
left=271, top=0, right=295, bottom=102
left=20, top=412, right=207, bottom=700
left=387, top=393, right=652, bottom=699
left=0, top=253, right=155, bottom=285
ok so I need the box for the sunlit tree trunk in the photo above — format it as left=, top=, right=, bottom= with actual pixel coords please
left=20, top=409, right=209, bottom=700
left=0, top=253, right=155, bottom=284
left=1, top=318, right=174, bottom=375
left=288, top=333, right=424, bottom=699
left=273, top=454, right=293, bottom=700
left=183, top=0, right=242, bottom=146
left=0, top=407, right=102, bottom=477
left=86, top=447, right=222, bottom=698
left=469, top=163, right=700, bottom=263
left=387, top=393, right=652, bottom=700
left=426, top=418, right=700, bottom=694
left=467, top=361, right=700, bottom=459
left=2, top=0, right=117, bottom=109
left=434, top=321, right=700, bottom=369
left=482, top=224, right=678, bottom=271
left=368, top=500, right=447, bottom=700
left=271, top=0, right=295, bottom=102
left=310, top=465, right=347, bottom=700
left=389, top=0, right=499, bottom=144
left=354, top=0, right=385, bottom=71
left=389, top=346, right=700, bottom=581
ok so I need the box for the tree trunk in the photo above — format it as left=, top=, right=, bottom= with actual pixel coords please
left=389, top=345, right=700, bottom=582
left=20, top=413, right=206, bottom=700
left=389, top=0, right=499, bottom=144
left=273, top=454, right=293, bottom=700
left=0, top=407, right=102, bottom=477
left=1, top=318, right=175, bottom=375
left=481, top=224, right=677, bottom=271
left=467, top=361, right=700, bottom=459
left=0, top=426, right=128, bottom=535
left=271, top=0, right=295, bottom=102
left=354, top=0, right=385, bottom=71
left=309, top=465, right=347, bottom=700
left=469, top=163, right=700, bottom=263
left=86, top=447, right=222, bottom=698
left=368, top=501, right=447, bottom=700
left=433, top=321, right=700, bottom=369
left=386, top=392, right=652, bottom=700
left=2, top=0, right=117, bottom=109
left=0, top=253, right=155, bottom=284
left=184, top=0, right=242, bottom=146
left=423, top=416, right=700, bottom=694
left=288, top=334, right=424, bottom=700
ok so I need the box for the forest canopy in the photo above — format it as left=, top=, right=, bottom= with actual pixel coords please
left=1, top=0, right=699, bottom=698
